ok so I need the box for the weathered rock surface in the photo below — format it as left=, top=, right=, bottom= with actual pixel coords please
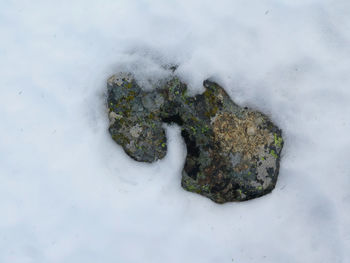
left=107, top=72, right=283, bottom=203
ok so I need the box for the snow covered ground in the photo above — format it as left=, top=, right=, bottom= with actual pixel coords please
left=1, top=0, right=350, bottom=262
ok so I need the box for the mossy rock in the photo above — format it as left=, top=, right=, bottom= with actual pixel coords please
left=107, top=72, right=283, bottom=203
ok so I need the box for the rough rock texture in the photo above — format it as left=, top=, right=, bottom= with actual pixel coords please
left=107, top=72, right=284, bottom=203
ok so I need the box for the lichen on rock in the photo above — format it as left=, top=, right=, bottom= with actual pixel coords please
left=107, top=72, right=284, bottom=203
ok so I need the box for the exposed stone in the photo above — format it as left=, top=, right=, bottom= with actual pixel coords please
left=107, top=72, right=284, bottom=203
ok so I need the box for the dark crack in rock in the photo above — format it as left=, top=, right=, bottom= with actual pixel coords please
left=107, top=72, right=284, bottom=203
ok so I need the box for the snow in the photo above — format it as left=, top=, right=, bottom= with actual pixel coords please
left=1, top=0, right=350, bottom=262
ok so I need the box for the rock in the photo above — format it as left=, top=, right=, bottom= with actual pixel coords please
left=107, top=72, right=284, bottom=203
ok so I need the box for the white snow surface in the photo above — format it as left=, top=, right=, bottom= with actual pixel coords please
left=1, top=0, right=350, bottom=262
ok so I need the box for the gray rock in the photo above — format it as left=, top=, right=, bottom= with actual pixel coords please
left=107, top=72, right=283, bottom=203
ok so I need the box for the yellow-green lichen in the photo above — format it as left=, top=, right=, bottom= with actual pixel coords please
left=201, top=184, right=210, bottom=192
left=274, top=133, right=283, bottom=148
left=185, top=183, right=200, bottom=193
left=270, top=149, right=278, bottom=158
left=201, top=125, right=209, bottom=133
